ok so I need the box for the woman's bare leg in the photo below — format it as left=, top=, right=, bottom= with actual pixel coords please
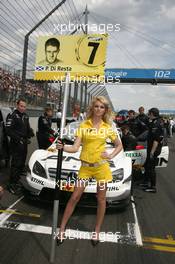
left=94, top=182, right=107, bottom=240
left=58, top=181, right=86, bottom=239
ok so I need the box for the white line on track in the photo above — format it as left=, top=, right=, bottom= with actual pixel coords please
left=0, top=220, right=136, bottom=245
left=0, top=196, right=24, bottom=225
left=131, top=195, right=143, bottom=246
left=0, top=195, right=142, bottom=246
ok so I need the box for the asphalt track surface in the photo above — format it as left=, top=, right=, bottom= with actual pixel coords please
left=0, top=134, right=175, bottom=264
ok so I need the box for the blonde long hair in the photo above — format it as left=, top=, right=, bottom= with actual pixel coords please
left=86, top=96, right=112, bottom=124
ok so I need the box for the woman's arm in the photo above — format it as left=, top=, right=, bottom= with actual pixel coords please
left=56, top=137, right=82, bottom=153
left=101, top=138, right=123, bottom=160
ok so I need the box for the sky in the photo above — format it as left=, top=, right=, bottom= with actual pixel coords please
left=0, top=0, right=175, bottom=111
left=75, top=0, right=175, bottom=111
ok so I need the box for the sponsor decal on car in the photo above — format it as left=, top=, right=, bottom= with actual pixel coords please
left=125, top=152, right=142, bottom=158
left=107, top=186, right=119, bottom=191
left=31, top=177, right=44, bottom=186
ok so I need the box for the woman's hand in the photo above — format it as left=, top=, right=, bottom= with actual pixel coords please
left=101, top=151, right=112, bottom=160
left=55, top=137, right=81, bottom=153
left=56, top=140, right=64, bottom=150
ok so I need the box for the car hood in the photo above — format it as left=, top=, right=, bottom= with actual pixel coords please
left=29, top=146, right=127, bottom=176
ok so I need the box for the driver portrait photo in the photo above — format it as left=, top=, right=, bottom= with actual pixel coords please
left=39, top=37, right=63, bottom=65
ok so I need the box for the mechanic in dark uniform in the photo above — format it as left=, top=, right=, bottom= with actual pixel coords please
left=136, top=106, right=149, bottom=134
left=124, top=110, right=141, bottom=137
left=142, top=108, right=164, bottom=193
left=37, top=107, right=55, bottom=149
left=6, top=99, right=34, bottom=194
left=121, top=125, right=137, bottom=151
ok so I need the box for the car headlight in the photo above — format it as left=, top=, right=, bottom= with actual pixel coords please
left=33, top=161, right=47, bottom=178
left=112, top=168, right=124, bottom=182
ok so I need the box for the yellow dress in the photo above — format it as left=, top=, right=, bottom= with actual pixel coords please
left=75, top=119, right=117, bottom=183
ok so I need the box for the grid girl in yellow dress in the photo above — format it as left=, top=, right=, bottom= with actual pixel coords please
left=75, top=118, right=117, bottom=183
left=56, top=96, right=123, bottom=245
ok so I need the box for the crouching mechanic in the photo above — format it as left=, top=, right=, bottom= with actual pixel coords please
left=6, top=99, right=34, bottom=195
left=37, top=107, right=57, bottom=149
left=121, top=125, right=137, bottom=151
left=56, top=96, right=123, bottom=246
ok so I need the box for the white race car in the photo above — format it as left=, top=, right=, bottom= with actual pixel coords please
left=23, top=123, right=132, bottom=208
left=22, top=121, right=169, bottom=208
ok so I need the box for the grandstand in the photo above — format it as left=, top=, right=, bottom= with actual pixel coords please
left=0, top=0, right=88, bottom=112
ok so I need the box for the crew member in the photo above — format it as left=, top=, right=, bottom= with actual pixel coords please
left=6, top=99, right=34, bottom=194
left=37, top=107, right=55, bottom=149
left=136, top=106, right=149, bottom=135
left=121, top=125, right=137, bottom=151
left=124, top=110, right=140, bottom=137
left=142, top=108, right=164, bottom=193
